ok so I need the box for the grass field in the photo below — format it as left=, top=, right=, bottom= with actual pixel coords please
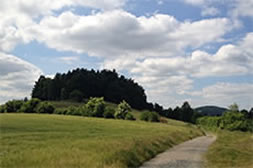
left=205, top=130, right=253, bottom=168
left=0, top=113, right=203, bottom=168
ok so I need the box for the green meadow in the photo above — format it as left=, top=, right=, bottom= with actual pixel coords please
left=0, top=113, right=203, bottom=168
left=205, top=131, right=253, bottom=168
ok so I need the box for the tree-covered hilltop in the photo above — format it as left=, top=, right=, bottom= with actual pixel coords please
left=32, top=68, right=148, bottom=110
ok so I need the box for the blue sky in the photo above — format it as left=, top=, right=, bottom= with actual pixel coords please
left=0, top=0, right=252, bottom=109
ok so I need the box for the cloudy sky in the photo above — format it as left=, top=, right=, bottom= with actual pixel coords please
left=0, top=0, right=252, bottom=109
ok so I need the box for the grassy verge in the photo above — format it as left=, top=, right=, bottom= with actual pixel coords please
left=205, top=130, right=253, bottom=168
left=0, top=114, right=203, bottom=168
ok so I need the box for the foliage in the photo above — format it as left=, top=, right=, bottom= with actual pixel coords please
left=114, top=100, right=131, bottom=119
left=84, top=97, right=105, bottom=117
left=66, top=106, right=82, bottom=116
left=228, top=103, right=239, bottom=112
left=164, top=102, right=199, bottom=123
left=69, top=90, right=83, bottom=102
left=197, top=104, right=253, bottom=132
left=19, top=98, right=41, bottom=113
left=0, top=105, right=6, bottom=113
left=53, top=108, right=68, bottom=115
left=4, top=100, right=24, bottom=112
left=32, top=69, right=148, bottom=110
left=103, top=107, right=115, bottom=119
left=36, top=102, right=55, bottom=114
left=125, top=113, right=136, bottom=120
left=140, top=111, right=160, bottom=122
left=220, top=112, right=252, bottom=132
left=197, top=116, right=221, bottom=130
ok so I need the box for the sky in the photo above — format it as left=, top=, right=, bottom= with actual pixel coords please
left=0, top=0, right=252, bottom=109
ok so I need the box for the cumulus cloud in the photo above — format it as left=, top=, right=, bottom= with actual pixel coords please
left=0, top=52, right=42, bottom=104
left=232, top=0, right=253, bottom=18
left=104, top=32, right=253, bottom=108
left=188, top=83, right=253, bottom=109
left=31, top=10, right=232, bottom=59
left=0, top=0, right=127, bottom=52
left=201, top=7, right=220, bottom=16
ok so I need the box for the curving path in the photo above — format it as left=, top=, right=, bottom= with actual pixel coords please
left=140, top=135, right=216, bottom=168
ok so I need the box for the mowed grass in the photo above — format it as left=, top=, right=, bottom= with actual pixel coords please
left=205, top=131, right=253, bottom=168
left=0, top=113, right=203, bottom=168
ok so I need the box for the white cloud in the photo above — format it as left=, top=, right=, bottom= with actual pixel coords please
left=0, top=52, right=42, bottom=104
left=201, top=7, right=220, bottom=16
left=183, top=0, right=205, bottom=5
left=103, top=32, right=253, bottom=108
left=58, top=56, right=80, bottom=65
left=189, top=83, right=253, bottom=109
left=31, top=10, right=232, bottom=59
left=0, top=0, right=127, bottom=52
left=233, top=0, right=253, bottom=18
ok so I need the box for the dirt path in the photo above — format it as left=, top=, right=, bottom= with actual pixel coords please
left=140, top=136, right=216, bottom=168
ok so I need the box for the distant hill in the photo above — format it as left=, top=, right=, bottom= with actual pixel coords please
left=195, top=106, right=228, bottom=116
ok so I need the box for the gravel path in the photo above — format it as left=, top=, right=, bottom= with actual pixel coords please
left=140, top=136, right=216, bottom=168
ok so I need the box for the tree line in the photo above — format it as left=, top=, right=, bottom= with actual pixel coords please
left=31, top=68, right=203, bottom=123
left=32, top=68, right=148, bottom=110
left=197, top=104, right=253, bottom=132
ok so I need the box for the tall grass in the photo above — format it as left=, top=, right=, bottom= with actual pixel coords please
left=205, top=130, right=253, bottom=168
left=0, top=114, right=203, bottom=168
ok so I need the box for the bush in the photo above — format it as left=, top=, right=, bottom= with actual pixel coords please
left=84, top=97, right=105, bottom=117
left=4, top=100, right=24, bottom=112
left=125, top=113, right=136, bottom=120
left=36, top=102, right=55, bottom=114
left=197, top=116, right=221, bottom=129
left=103, top=107, right=115, bottom=119
left=114, top=100, right=131, bottom=119
left=54, top=108, right=68, bottom=115
left=19, top=98, right=41, bottom=113
left=66, top=106, right=82, bottom=116
left=140, top=112, right=160, bottom=122
left=0, top=105, right=6, bottom=113
left=220, top=112, right=251, bottom=132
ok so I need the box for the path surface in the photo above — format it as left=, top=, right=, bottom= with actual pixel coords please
left=140, top=136, right=216, bottom=168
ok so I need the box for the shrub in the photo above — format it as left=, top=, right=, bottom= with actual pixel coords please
left=140, top=112, right=160, bottom=122
left=19, top=98, right=41, bottom=113
left=66, top=106, right=82, bottom=116
left=114, top=100, right=131, bottom=119
left=54, top=108, right=68, bottom=115
left=220, top=112, right=251, bottom=132
left=36, top=102, right=55, bottom=114
left=0, top=105, right=6, bottom=113
left=5, top=100, right=24, bottom=112
left=103, top=107, right=115, bottom=119
left=85, top=97, right=105, bottom=117
left=125, top=113, right=136, bottom=120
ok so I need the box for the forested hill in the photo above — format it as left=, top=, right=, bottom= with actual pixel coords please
left=195, top=106, right=227, bottom=116
left=32, top=68, right=149, bottom=110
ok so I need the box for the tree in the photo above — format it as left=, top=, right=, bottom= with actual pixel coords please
left=228, top=103, right=239, bottom=112
left=181, top=101, right=194, bottom=123
left=249, top=108, right=253, bottom=119
left=84, top=97, right=105, bottom=117
left=32, top=68, right=149, bottom=110
left=69, top=90, right=83, bottom=102
left=114, top=100, right=131, bottom=119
